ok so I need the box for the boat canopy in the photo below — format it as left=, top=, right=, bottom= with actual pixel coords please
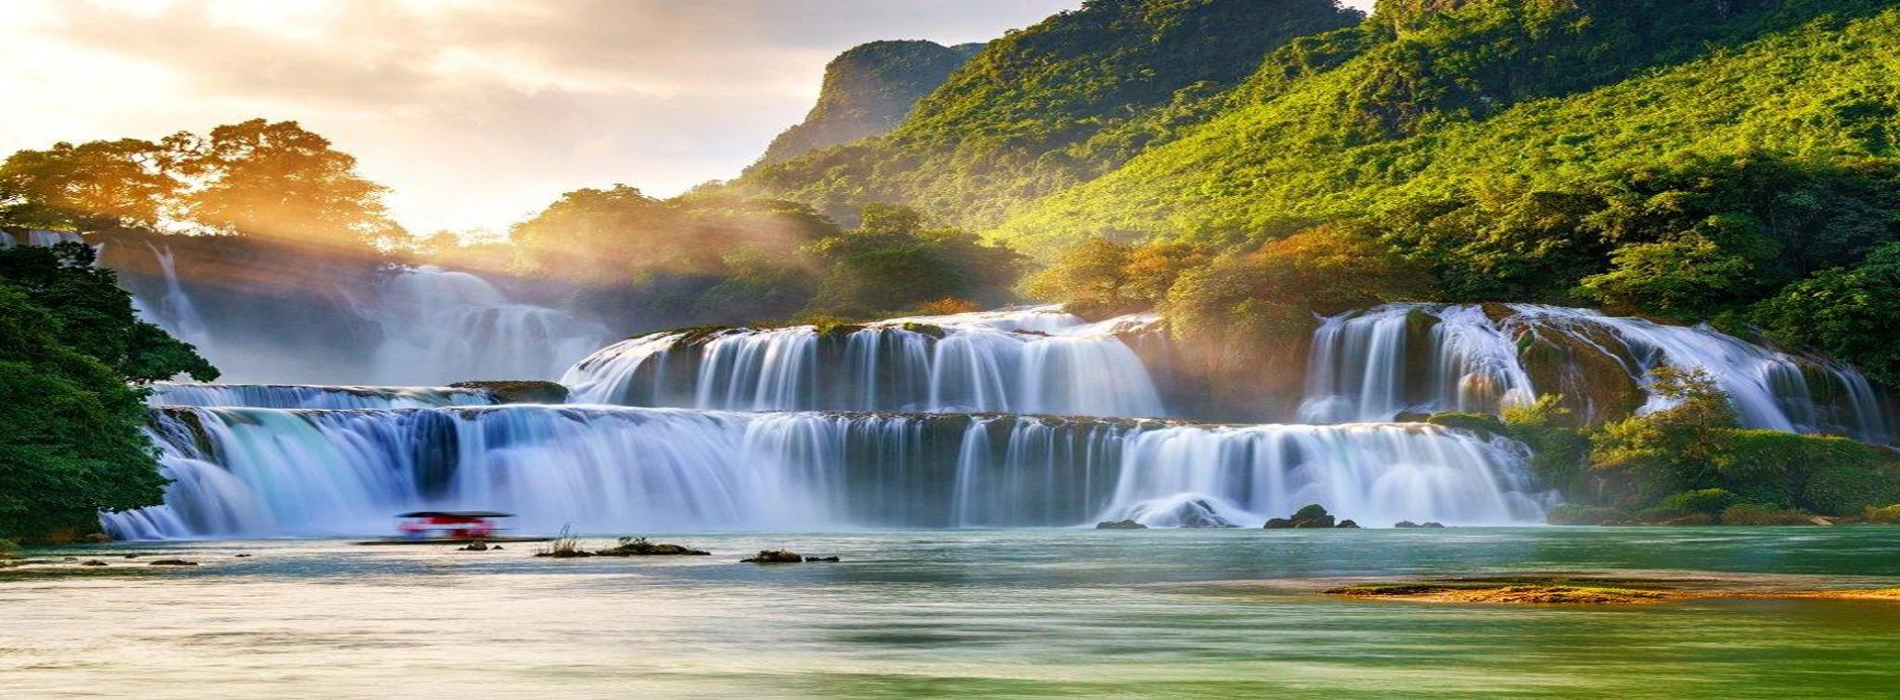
left=396, top=511, right=515, bottom=518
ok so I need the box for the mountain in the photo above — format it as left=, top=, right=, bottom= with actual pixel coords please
left=752, top=40, right=982, bottom=168
left=736, top=0, right=1364, bottom=226
left=994, top=0, right=1900, bottom=255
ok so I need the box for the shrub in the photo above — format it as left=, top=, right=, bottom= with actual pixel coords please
left=1660, top=488, right=1743, bottom=515
left=1547, top=504, right=1623, bottom=525
left=1864, top=505, right=1900, bottom=524
left=1720, top=504, right=1813, bottom=526
left=1802, top=463, right=1900, bottom=516
left=912, top=298, right=981, bottom=316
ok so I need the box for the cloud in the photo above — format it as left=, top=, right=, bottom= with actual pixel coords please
left=0, top=0, right=1077, bottom=232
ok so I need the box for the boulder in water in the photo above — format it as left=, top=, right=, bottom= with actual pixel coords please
left=805, top=556, right=841, bottom=562
left=448, top=380, right=568, bottom=405
left=148, top=559, right=198, bottom=566
left=742, top=550, right=804, bottom=563
left=1395, top=520, right=1446, bottom=528
left=1337, top=519, right=1360, bottom=528
left=81, top=560, right=108, bottom=567
left=596, top=537, right=710, bottom=556
left=458, top=541, right=490, bottom=551
left=1096, top=519, right=1148, bottom=530
left=1264, top=504, right=1338, bottom=529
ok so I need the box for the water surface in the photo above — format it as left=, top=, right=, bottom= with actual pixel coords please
left=5, top=528, right=1898, bottom=698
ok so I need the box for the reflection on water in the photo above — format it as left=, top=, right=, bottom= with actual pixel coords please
left=4, top=528, right=1899, bottom=698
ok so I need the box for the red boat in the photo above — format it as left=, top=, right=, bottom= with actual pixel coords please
left=354, top=511, right=552, bottom=545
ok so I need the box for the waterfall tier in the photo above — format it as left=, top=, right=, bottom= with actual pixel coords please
left=102, top=405, right=1549, bottom=539
left=147, top=383, right=499, bottom=409
left=562, top=305, right=1169, bottom=418
left=1300, top=304, right=1894, bottom=443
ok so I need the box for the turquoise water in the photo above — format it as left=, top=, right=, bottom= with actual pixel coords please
left=5, top=528, right=1899, bottom=698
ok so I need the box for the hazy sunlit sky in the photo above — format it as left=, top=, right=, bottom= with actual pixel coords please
left=1, top=0, right=1375, bottom=234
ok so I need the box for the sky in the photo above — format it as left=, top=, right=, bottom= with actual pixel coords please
left=0, top=0, right=1376, bottom=235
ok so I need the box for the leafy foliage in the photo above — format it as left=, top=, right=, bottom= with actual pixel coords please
left=1753, top=242, right=1900, bottom=384
left=753, top=41, right=982, bottom=168
left=0, top=244, right=216, bottom=540
left=740, top=0, right=1360, bottom=227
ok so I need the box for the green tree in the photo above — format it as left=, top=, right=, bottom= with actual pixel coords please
left=0, top=243, right=216, bottom=383
left=0, top=138, right=179, bottom=232
left=170, top=119, right=403, bottom=248
left=1754, top=242, right=1900, bottom=384
left=0, top=242, right=217, bottom=540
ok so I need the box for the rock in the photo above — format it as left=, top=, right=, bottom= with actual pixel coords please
left=234, top=554, right=253, bottom=558
left=458, top=541, right=490, bottom=551
left=1395, top=521, right=1421, bottom=528
left=122, top=554, right=139, bottom=559
left=533, top=550, right=595, bottom=558
left=148, top=559, right=198, bottom=566
left=447, top=380, right=568, bottom=404
left=1095, top=519, right=1148, bottom=530
left=1422, top=522, right=1446, bottom=528
left=805, top=556, right=841, bottom=562
left=1337, top=520, right=1360, bottom=528
left=491, top=545, right=503, bottom=550
left=742, top=550, right=804, bottom=563
left=80, top=560, right=108, bottom=567
left=83, top=533, right=112, bottom=544
left=596, top=537, right=711, bottom=556
left=62, top=557, right=76, bottom=561
left=1263, top=504, right=1339, bottom=529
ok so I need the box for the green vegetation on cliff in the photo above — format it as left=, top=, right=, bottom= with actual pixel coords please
left=998, top=0, right=1900, bottom=255
left=740, top=0, right=1361, bottom=226
left=753, top=40, right=982, bottom=168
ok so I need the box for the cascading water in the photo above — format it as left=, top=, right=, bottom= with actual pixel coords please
left=101, top=406, right=1549, bottom=540
left=146, top=382, right=498, bottom=409
left=1299, top=304, right=1894, bottom=443
left=132, top=244, right=216, bottom=355
left=562, top=305, right=1170, bottom=418
left=366, top=266, right=610, bottom=385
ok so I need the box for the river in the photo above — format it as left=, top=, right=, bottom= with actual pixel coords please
left=5, top=528, right=1898, bottom=698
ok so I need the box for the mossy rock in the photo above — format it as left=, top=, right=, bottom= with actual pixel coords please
left=1423, top=412, right=1509, bottom=439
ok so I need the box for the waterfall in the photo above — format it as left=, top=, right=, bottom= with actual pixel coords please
left=101, top=406, right=1550, bottom=539
left=366, top=266, right=610, bottom=385
left=134, top=243, right=215, bottom=355
left=7, top=229, right=87, bottom=247
left=562, top=305, right=1170, bottom=418
left=146, top=382, right=498, bottom=409
left=1299, top=304, right=1894, bottom=443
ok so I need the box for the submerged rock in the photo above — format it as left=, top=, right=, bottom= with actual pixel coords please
left=1395, top=521, right=1447, bottom=528
left=534, top=550, right=595, bottom=558
left=148, top=559, right=198, bottom=566
left=80, top=560, right=108, bottom=567
left=596, top=537, right=710, bottom=556
left=805, top=556, right=841, bottom=562
left=1096, top=519, right=1148, bottom=530
left=742, top=550, right=804, bottom=563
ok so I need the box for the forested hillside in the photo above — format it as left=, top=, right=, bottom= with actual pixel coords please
left=999, top=0, right=1900, bottom=255
left=737, top=0, right=1363, bottom=226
